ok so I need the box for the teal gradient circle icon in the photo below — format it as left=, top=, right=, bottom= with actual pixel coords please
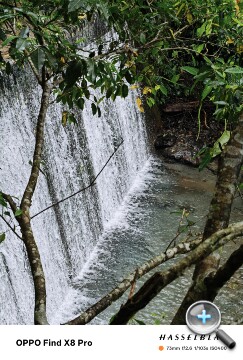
left=186, top=300, right=236, bottom=349
left=186, top=300, right=221, bottom=335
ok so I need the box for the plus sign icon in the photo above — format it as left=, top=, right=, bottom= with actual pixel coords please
left=197, top=309, right=212, bottom=324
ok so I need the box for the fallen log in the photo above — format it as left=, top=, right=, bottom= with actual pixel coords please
left=163, top=101, right=200, bottom=112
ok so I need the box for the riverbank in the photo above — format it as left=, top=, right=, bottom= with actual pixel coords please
left=151, top=100, right=223, bottom=170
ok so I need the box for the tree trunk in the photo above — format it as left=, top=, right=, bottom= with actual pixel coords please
left=171, top=111, right=243, bottom=325
left=205, top=244, right=243, bottom=301
left=18, top=81, right=51, bottom=324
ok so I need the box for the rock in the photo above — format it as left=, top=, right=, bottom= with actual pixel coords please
left=154, top=130, right=201, bottom=166
left=161, top=141, right=200, bottom=167
left=160, top=135, right=200, bottom=166
left=154, top=133, right=177, bottom=149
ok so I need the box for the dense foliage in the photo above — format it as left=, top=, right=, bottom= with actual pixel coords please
left=0, top=1, right=242, bottom=115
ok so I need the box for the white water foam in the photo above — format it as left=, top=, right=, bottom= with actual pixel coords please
left=0, top=68, right=148, bottom=324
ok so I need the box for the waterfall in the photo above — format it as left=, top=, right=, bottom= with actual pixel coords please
left=0, top=68, right=148, bottom=324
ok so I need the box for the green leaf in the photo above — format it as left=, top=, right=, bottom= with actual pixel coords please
left=159, top=84, right=168, bottom=96
left=16, top=27, right=29, bottom=51
left=211, top=130, right=231, bottom=158
left=140, top=32, right=146, bottom=44
left=87, top=59, right=96, bottom=82
left=81, top=78, right=87, bottom=89
left=97, top=96, right=105, bottom=104
left=68, top=0, right=84, bottom=13
left=0, top=193, right=7, bottom=207
left=181, top=66, right=199, bottom=76
left=124, top=71, right=133, bottom=84
left=65, top=60, right=86, bottom=88
left=171, top=74, right=180, bottom=84
left=205, top=20, right=213, bottom=36
left=194, top=70, right=211, bottom=81
left=91, top=103, right=97, bottom=115
left=195, top=43, right=204, bottom=53
left=121, top=84, right=129, bottom=98
left=106, top=87, right=113, bottom=99
left=1, top=35, right=17, bottom=47
left=84, top=89, right=90, bottom=99
left=68, top=0, right=97, bottom=12
left=170, top=210, right=184, bottom=215
left=16, top=37, right=28, bottom=52
left=214, top=101, right=229, bottom=106
left=179, top=224, right=188, bottom=233
left=114, top=85, right=122, bottom=97
left=199, top=148, right=212, bottom=171
left=98, top=44, right=103, bottom=55
left=0, top=233, right=5, bottom=244
left=201, top=85, right=213, bottom=100
left=15, top=209, right=22, bottom=217
left=197, top=22, right=206, bottom=37
left=147, top=97, right=155, bottom=107
left=14, top=8, right=39, bottom=22
left=45, top=50, right=58, bottom=69
left=225, top=67, right=243, bottom=74
left=31, top=48, right=45, bottom=72
left=19, top=27, right=29, bottom=39
left=134, top=319, right=146, bottom=325
left=77, top=98, right=85, bottom=110
left=68, top=113, right=77, bottom=125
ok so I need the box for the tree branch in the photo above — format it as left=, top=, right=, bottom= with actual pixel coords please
left=25, top=50, right=42, bottom=85
left=1, top=192, right=17, bottom=214
left=0, top=214, right=23, bottom=241
left=109, top=222, right=243, bottom=324
left=14, top=82, right=52, bottom=325
left=31, top=139, right=124, bottom=220
left=64, top=236, right=203, bottom=325
left=205, top=244, right=243, bottom=300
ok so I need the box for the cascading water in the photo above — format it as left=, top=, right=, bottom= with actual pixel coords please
left=0, top=68, right=148, bottom=324
left=1, top=61, right=242, bottom=326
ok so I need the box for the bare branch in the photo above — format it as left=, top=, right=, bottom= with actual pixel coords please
left=165, top=208, right=188, bottom=251
left=0, top=214, right=23, bottom=241
left=24, top=50, right=42, bottom=85
left=128, top=268, right=139, bottom=300
left=1, top=192, right=17, bottom=214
